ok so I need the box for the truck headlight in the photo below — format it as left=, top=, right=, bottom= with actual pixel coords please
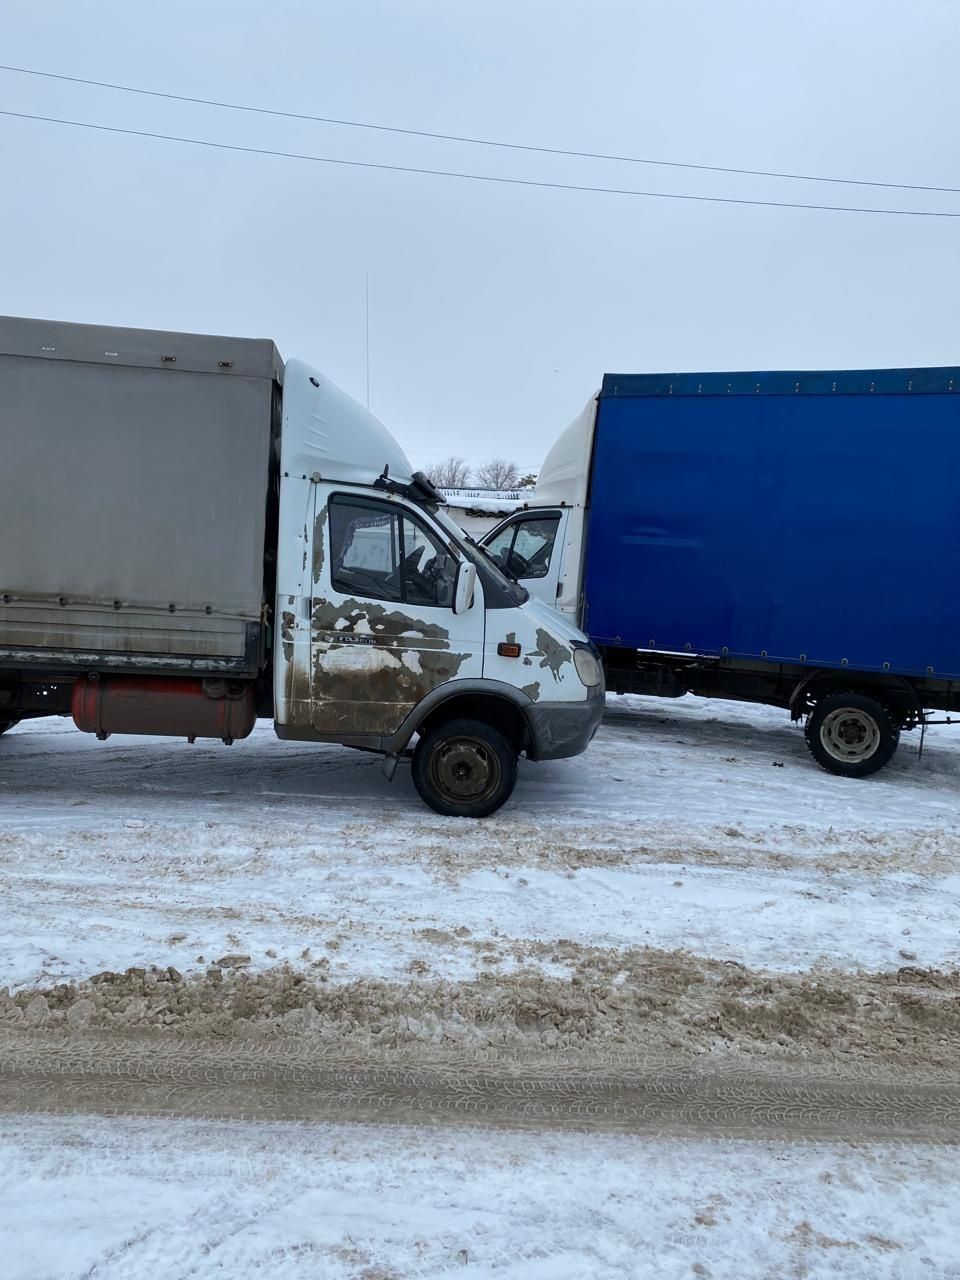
left=573, top=647, right=603, bottom=687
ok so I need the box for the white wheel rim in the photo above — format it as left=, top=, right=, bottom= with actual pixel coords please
left=819, top=707, right=881, bottom=763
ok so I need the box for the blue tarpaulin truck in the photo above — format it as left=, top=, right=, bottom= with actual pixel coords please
left=483, top=367, right=960, bottom=778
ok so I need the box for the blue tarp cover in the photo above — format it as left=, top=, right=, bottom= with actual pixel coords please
left=583, top=370, right=960, bottom=678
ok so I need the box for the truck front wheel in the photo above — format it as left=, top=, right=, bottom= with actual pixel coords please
left=412, top=718, right=518, bottom=818
left=805, top=691, right=900, bottom=778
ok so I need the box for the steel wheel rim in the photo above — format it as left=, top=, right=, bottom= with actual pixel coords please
left=431, top=736, right=501, bottom=802
left=819, top=707, right=881, bottom=763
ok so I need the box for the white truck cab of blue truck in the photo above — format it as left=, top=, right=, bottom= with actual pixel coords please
left=0, top=317, right=604, bottom=817
left=482, top=397, right=595, bottom=618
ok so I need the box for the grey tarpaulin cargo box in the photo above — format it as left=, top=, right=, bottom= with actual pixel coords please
left=0, top=315, right=282, bottom=674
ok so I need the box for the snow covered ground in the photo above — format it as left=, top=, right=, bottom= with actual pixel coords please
left=3, top=695, right=960, bottom=1278
left=1, top=696, right=959, bottom=989
left=3, top=1113, right=959, bottom=1280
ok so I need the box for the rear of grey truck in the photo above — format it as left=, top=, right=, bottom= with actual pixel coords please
left=0, top=313, right=279, bottom=727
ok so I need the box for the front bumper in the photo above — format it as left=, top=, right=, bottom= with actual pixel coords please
left=524, top=683, right=605, bottom=761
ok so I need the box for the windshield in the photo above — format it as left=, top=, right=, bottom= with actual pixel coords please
left=428, top=506, right=529, bottom=606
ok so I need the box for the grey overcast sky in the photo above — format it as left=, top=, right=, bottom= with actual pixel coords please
left=2, top=0, right=958, bottom=472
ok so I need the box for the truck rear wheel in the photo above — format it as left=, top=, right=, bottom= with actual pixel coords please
left=412, top=718, right=518, bottom=818
left=805, top=691, right=899, bottom=778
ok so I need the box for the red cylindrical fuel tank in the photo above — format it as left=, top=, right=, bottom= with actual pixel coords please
left=72, top=677, right=257, bottom=743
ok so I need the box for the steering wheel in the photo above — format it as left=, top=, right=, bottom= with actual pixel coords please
left=385, top=545, right=425, bottom=592
left=508, top=549, right=533, bottom=577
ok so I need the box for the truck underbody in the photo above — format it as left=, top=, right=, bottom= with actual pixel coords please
left=0, top=666, right=274, bottom=733
left=598, top=645, right=960, bottom=778
left=599, top=645, right=960, bottom=723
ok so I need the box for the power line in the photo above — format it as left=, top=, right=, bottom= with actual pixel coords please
left=2, top=108, right=958, bottom=218
left=1, top=61, right=957, bottom=197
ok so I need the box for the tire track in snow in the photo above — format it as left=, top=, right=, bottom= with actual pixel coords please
left=1, top=1032, right=958, bottom=1145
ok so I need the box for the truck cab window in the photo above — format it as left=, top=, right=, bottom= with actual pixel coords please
left=330, top=497, right=402, bottom=602
left=400, top=516, right=456, bottom=609
left=487, top=515, right=560, bottom=580
left=329, top=495, right=456, bottom=608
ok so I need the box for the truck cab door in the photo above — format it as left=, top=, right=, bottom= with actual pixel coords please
left=483, top=510, right=568, bottom=608
left=310, top=490, right=484, bottom=737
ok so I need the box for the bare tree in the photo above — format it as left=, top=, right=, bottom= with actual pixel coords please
left=475, top=457, right=520, bottom=490
left=517, top=472, right=538, bottom=490
left=423, top=455, right=472, bottom=488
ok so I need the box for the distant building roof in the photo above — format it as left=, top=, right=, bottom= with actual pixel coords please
left=439, top=487, right=527, bottom=516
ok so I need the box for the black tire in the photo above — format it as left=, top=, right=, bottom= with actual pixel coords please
left=412, top=717, right=518, bottom=818
left=805, top=691, right=900, bottom=778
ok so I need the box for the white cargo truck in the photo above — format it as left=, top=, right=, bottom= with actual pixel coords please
left=0, top=316, right=603, bottom=816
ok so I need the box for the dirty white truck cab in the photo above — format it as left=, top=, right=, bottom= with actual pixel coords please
left=272, top=361, right=603, bottom=815
left=0, top=319, right=603, bottom=817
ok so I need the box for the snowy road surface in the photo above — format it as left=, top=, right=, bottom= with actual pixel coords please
left=7, top=1111, right=960, bottom=1280
left=3, top=1113, right=959, bottom=1280
left=2, top=695, right=960, bottom=1277
left=2, top=696, right=959, bottom=988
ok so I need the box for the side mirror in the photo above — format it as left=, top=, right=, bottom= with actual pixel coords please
left=453, top=561, right=477, bottom=614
